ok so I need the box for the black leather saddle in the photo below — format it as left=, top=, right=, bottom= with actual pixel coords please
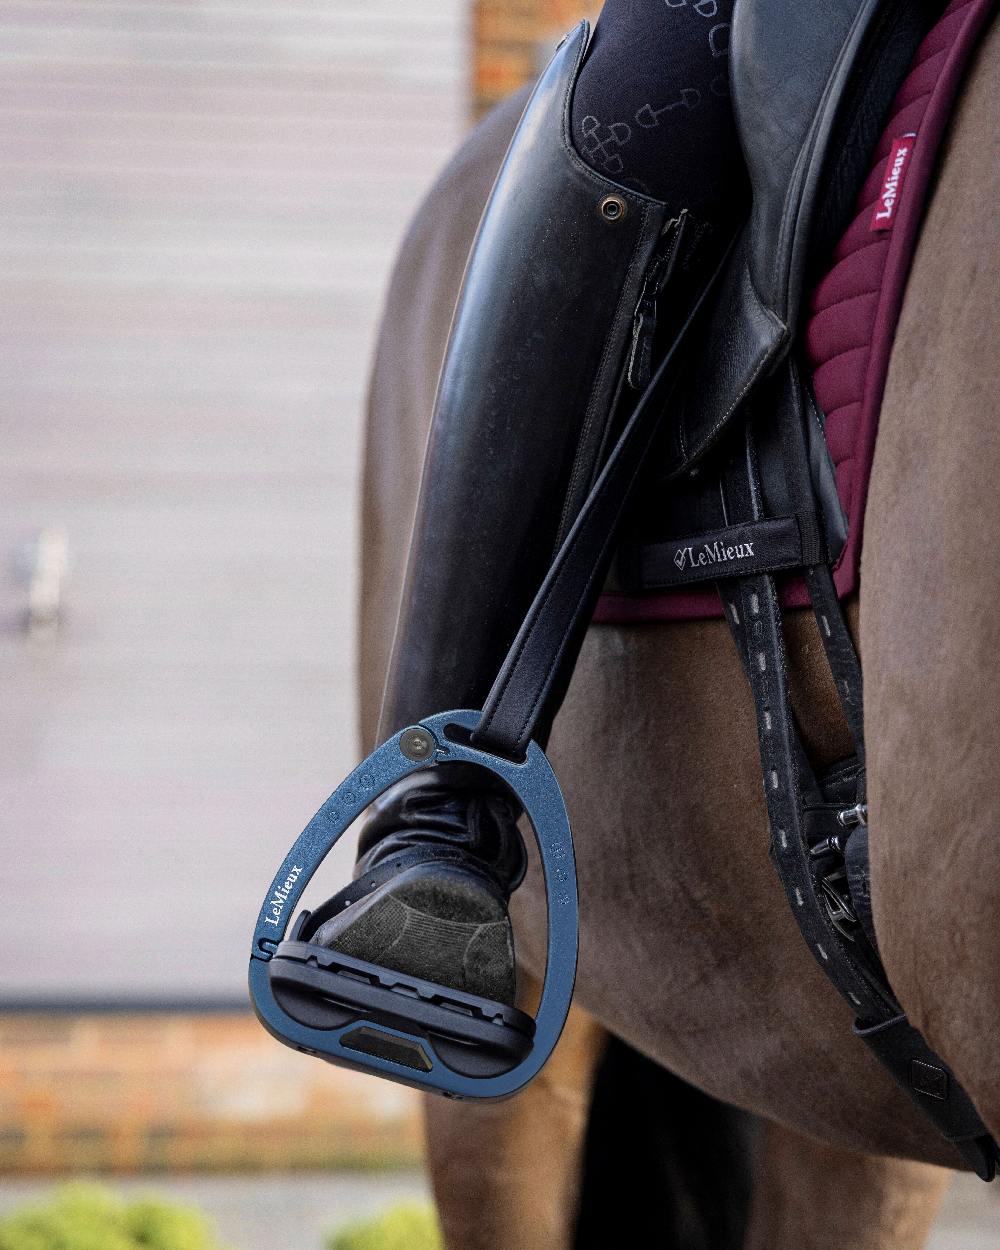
left=617, top=0, right=941, bottom=585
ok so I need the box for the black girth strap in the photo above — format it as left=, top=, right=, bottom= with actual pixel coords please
left=625, top=515, right=821, bottom=590
left=715, top=375, right=998, bottom=1181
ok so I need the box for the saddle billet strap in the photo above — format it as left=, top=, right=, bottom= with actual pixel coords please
left=719, top=409, right=999, bottom=1181
left=772, top=356, right=866, bottom=758
left=803, top=562, right=865, bottom=760
left=474, top=219, right=736, bottom=759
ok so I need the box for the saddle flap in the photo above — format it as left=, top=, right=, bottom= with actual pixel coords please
left=661, top=0, right=900, bottom=478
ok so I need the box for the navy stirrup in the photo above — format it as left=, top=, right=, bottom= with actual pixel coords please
left=249, top=711, right=578, bottom=1098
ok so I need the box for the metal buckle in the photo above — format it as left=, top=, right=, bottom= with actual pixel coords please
left=820, top=866, right=859, bottom=941
left=837, top=801, right=868, bottom=829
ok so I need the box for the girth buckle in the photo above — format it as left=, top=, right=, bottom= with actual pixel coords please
left=819, top=866, right=860, bottom=941
left=837, top=801, right=868, bottom=829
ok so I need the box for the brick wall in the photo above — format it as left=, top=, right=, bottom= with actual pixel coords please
left=474, top=0, right=601, bottom=115
left=0, top=1014, right=423, bottom=1175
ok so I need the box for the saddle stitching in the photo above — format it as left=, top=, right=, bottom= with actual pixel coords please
left=831, top=233, right=893, bottom=270
left=814, top=342, right=871, bottom=372
left=810, top=283, right=883, bottom=319
left=820, top=400, right=862, bottom=423
left=770, top=0, right=876, bottom=315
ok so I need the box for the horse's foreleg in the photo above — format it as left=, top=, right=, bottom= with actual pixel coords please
left=425, top=987, right=604, bottom=1250
left=744, top=1122, right=949, bottom=1250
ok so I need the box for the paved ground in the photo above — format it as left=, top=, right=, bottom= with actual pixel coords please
left=0, top=1170, right=997, bottom=1249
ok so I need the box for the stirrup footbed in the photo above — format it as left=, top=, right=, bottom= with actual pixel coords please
left=267, top=941, right=534, bottom=1078
left=310, top=861, right=516, bottom=1005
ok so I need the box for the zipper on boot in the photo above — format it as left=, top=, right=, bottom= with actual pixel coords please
left=627, top=215, right=687, bottom=391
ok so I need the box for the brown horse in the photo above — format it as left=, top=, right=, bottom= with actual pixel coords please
left=357, top=20, right=1000, bottom=1249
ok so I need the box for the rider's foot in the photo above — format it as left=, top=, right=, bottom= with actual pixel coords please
left=302, top=764, right=526, bottom=1004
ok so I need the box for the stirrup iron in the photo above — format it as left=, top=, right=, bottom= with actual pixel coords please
left=249, top=710, right=578, bottom=1099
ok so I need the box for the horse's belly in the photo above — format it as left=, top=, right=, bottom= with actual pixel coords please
left=511, top=618, right=959, bottom=1168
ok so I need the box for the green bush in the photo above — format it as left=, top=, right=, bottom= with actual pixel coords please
left=328, top=1203, right=441, bottom=1250
left=0, top=1184, right=231, bottom=1250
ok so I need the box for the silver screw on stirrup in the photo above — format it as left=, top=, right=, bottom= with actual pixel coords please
left=399, top=727, right=435, bottom=762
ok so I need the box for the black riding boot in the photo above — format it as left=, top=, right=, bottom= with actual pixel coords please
left=301, top=0, right=742, bottom=1006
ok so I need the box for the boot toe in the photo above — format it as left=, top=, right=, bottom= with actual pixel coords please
left=310, top=862, right=516, bottom=1005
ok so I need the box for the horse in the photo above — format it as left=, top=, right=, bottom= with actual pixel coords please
left=355, top=17, right=1000, bottom=1249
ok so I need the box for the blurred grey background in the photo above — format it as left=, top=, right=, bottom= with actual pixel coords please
left=0, top=0, right=467, bottom=1002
